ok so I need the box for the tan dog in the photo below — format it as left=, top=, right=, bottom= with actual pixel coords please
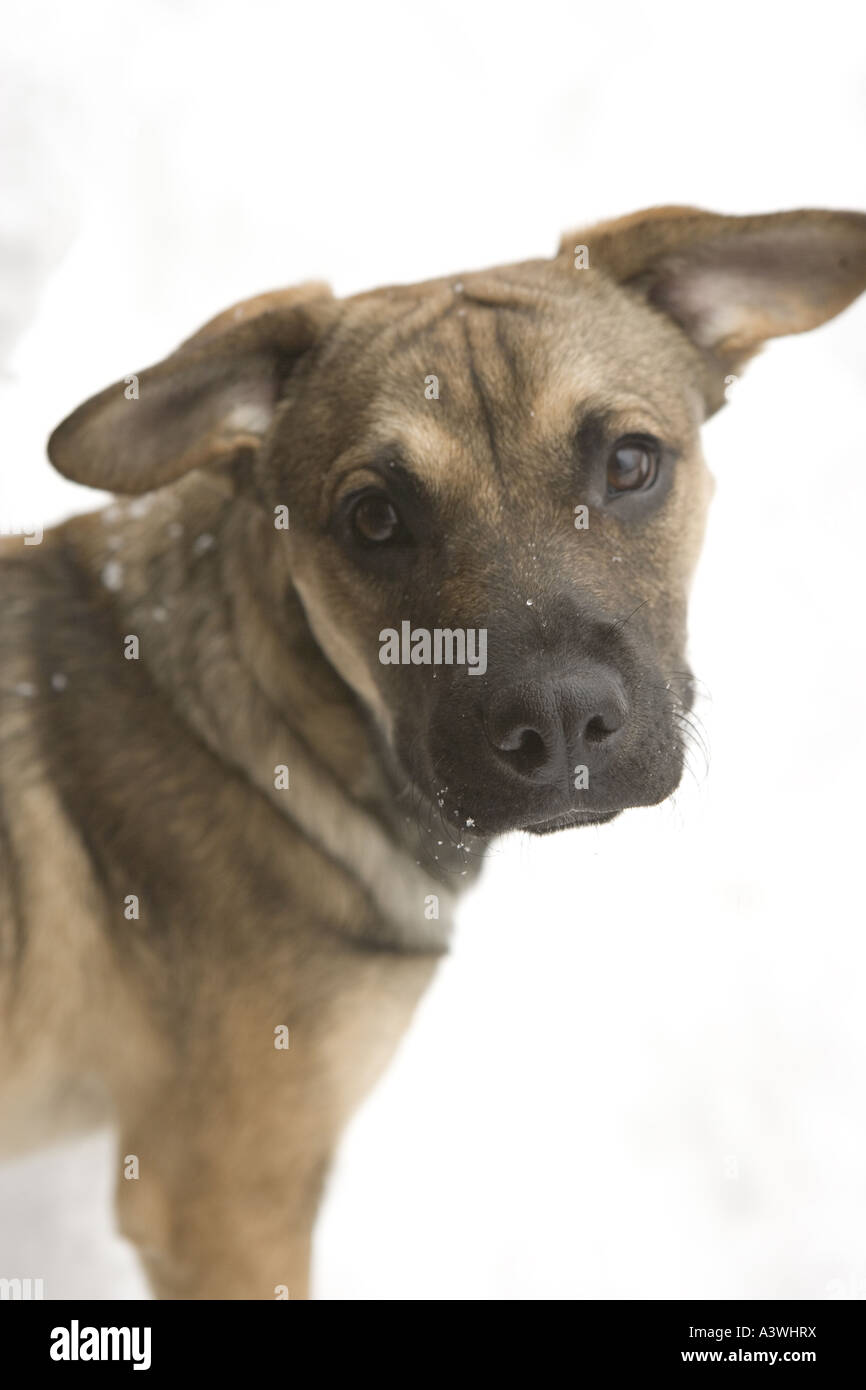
left=1, top=207, right=864, bottom=1299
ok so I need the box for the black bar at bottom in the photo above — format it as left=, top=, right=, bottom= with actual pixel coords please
left=2, top=1298, right=859, bottom=1375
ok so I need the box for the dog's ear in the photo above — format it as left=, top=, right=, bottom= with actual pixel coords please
left=47, top=284, right=334, bottom=494
left=559, top=206, right=866, bottom=381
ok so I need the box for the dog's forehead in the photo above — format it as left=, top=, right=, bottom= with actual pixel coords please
left=312, top=263, right=703, bottom=501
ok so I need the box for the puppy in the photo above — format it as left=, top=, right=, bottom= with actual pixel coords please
left=1, top=206, right=864, bottom=1297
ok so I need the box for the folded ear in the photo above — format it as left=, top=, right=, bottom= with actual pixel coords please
left=558, top=205, right=866, bottom=379
left=47, top=283, right=334, bottom=494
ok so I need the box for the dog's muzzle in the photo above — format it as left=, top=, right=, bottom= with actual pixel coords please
left=418, top=654, right=684, bottom=838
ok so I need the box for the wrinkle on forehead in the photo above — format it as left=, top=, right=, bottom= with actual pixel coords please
left=316, top=287, right=456, bottom=370
left=314, top=269, right=705, bottom=506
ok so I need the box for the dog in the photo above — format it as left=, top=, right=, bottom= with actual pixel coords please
left=1, top=206, right=864, bottom=1299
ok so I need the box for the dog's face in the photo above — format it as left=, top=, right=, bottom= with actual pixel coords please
left=270, top=266, right=711, bottom=837
left=49, top=206, right=866, bottom=840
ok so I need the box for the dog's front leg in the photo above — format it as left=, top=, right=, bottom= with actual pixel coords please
left=116, top=1082, right=328, bottom=1300
left=113, top=948, right=437, bottom=1299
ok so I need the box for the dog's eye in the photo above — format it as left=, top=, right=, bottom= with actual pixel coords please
left=606, top=438, right=660, bottom=495
left=349, top=492, right=403, bottom=544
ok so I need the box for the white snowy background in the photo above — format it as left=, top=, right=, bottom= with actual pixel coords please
left=1, top=0, right=865, bottom=1300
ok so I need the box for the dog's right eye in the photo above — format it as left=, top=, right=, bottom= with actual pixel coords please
left=348, top=492, right=405, bottom=546
left=606, top=436, right=660, bottom=495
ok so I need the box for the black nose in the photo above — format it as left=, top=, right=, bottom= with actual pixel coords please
left=485, top=667, right=627, bottom=784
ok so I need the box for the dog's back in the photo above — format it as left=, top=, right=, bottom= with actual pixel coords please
left=0, top=529, right=119, bottom=1152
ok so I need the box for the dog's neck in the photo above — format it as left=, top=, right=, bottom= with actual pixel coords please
left=72, top=474, right=483, bottom=950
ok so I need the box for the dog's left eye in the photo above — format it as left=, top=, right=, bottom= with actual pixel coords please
left=349, top=492, right=405, bottom=545
left=606, top=437, right=660, bottom=495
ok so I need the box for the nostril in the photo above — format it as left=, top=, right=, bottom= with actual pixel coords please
left=492, top=724, right=549, bottom=775
left=495, top=723, right=534, bottom=752
left=584, top=713, right=621, bottom=744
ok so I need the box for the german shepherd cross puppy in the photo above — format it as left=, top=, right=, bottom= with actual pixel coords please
left=1, top=207, right=864, bottom=1297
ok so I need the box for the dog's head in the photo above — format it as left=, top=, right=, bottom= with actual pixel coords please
left=49, top=207, right=866, bottom=838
